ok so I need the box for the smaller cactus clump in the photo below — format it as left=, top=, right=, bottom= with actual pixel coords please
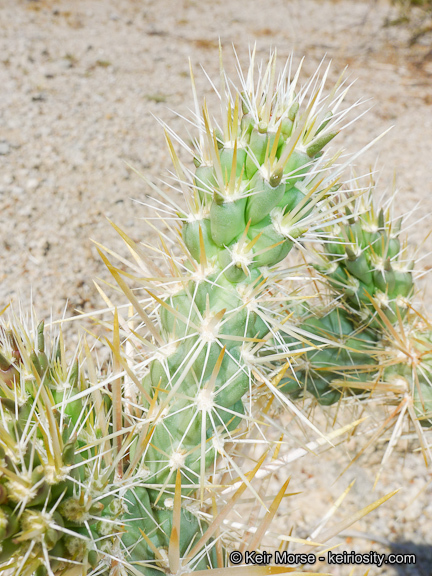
left=314, top=189, right=414, bottom=328
left=373, top=307, right=432, bottom=429
left=0, top=317, right=212, bottom=576
left=0, top=319, right=125, bottom=575
left=279, top=306, right=378, bottom=406
left=282, top=185, right=432, bottom=473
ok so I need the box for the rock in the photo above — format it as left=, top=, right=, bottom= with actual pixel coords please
left=32, top=93, right=47, bottom=102
left=0, top=142, right=10, bottom=155
left=26, top=178, right=39, bottom=190
left=11, top=186, right=25, bottom=196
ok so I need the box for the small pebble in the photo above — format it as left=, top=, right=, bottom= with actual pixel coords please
left=11, top=186, right=25, bottom=196
left=0, top=142, right=10, bottom=155
left=26, top=178, right=39, bottom=190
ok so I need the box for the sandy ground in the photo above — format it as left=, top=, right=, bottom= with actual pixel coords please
left=1, top=0, right=432, bottom=574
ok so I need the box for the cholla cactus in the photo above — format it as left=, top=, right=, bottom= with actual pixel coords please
left=0, top=315, right=234, bottom=575
left=0, top=319, right=123, bottom=575
left=93, top=50, right=402, bottom=570
left=278, top=306, right=378, bottom=406
left=379, top=310, right=432, bottom=429
left=1, top=48, right=430, bottom=576
left=314, top=189, right=414, bottom=327
left=135, top=53, right=352, bottom=474
left=278, top=188, right=417, bottom=409
left=289, top=185, right=432, bottom=474
left=98, top=50, right=365, bottom=506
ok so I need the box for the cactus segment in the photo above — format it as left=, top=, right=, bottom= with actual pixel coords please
left=0, top=317, right=226, bottom=575
left=247, top=216, right=293, bottom=267
left=210, top=197, right=247, bottom=246
left=122, top=486, right=217, bottom=575
left=183, top=218, right=219, bottom=263
left=280, top=308, right=377, bottom=405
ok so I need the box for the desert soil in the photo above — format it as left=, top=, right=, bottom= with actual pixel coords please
left=1, top=0, right=432, bottom=575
